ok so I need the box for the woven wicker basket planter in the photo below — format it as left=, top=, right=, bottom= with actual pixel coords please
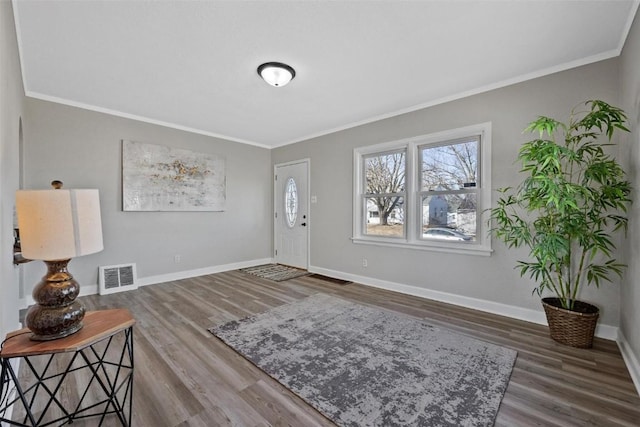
left=542, top=298, right=599, bottom=348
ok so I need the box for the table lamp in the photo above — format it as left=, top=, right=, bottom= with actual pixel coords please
left=15, top=181, right=103, bottom=341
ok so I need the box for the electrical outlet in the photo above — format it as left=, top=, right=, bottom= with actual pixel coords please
left=362, top=258, right=368, bottom=267
left=174, top=254, right=181, bottom=264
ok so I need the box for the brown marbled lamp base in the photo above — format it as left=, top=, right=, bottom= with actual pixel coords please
left=26, top=259, right=86, bottom=341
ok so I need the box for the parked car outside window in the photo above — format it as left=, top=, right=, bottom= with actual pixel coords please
left=423, top=228, right=472, bottom=241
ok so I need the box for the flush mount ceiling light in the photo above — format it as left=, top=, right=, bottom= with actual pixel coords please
left=257, top=62, right=296, bottom=87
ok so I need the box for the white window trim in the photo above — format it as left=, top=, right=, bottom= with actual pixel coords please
left=353, top=122, right=492, bottom=256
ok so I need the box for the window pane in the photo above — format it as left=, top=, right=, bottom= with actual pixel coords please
left=284, top=177, right=297, bottom=228
left=422, top=193, right=476, bottom=241
left=365, top=151, right=405, bottom=195
left=365, top=196, right=405, bottom=237
left=421, top=138, right=478, bottom=191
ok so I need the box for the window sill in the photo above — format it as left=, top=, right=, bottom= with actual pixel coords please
left=351, top=236, right=493, bottom=257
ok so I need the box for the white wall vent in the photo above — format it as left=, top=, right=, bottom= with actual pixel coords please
left=99, top=263, right=138, bottom=295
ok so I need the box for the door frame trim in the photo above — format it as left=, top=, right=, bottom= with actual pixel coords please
left=274, top=158, right=310, bottom=269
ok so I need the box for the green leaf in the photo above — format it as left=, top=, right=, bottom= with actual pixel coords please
left=490, top=100, right=631, bottom=301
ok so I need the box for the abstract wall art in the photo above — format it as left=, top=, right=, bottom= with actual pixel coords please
left=122, top=140, right=226, bottom=211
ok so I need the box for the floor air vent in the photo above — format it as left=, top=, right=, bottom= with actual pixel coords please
left=99, top=263, right=138, bottom=295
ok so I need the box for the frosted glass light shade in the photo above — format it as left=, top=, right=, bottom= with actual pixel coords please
left=257, top=62, right=296, bottom=87
left=16, top=189, right=103, bottom=261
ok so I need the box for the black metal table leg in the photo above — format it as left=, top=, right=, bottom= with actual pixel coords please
left=0, top=310, right=136, bottom=427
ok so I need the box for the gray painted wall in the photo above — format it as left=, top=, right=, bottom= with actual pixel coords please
left=620, top=12, right=640, bottom=371
left=0, top=0, right=25, bottom=338
left=22, top=99, right=273, bottom=296
left=272, top=59, right=624, bottom=328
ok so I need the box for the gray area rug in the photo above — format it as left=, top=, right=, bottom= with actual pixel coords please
left=210, top=293, right=516, bottom=427
left=239, top=264, right=309, bottom=282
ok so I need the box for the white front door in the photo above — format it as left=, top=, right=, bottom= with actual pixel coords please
left=274, top=160, right=309, bottom=269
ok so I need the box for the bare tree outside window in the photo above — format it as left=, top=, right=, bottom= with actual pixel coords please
left=421, top=139, right=477, bottom=191
left=364, top=151, right=405, bottom=237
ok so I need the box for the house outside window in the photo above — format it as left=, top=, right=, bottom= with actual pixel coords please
left=353, top=123, right=492, bottom=255
left=420, top=136, right=480, bottom=240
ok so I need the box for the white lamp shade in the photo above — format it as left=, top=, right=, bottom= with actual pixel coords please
left=16, top=189, right=104, bottom=260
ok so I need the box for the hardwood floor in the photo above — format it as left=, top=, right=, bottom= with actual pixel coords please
left=9, top=270, right=640, bottom=426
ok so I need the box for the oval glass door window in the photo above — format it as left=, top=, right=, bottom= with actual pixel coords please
left=285, top=177, right=298, bottom=228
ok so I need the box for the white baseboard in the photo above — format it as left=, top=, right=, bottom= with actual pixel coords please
left=136, top=258, right=274, bottom=287
left=307, top=265, right=619, bottom=341
left=19, top=258, right=274, bottom=309
left=617, top=330, right=640, bottom=396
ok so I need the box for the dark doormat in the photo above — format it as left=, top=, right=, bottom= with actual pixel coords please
left=240, top=264, right=310, bottom=282
left=307, top=274, right=352, bottom=285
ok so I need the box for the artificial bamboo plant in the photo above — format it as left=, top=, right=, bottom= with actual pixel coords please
left=490, top=100, right=631, bottom=311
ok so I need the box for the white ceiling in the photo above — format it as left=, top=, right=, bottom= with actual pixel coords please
left=13, top=1, right=639, bottom=148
